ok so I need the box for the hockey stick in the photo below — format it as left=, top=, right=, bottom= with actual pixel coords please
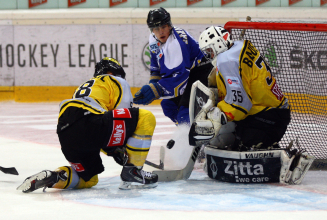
left=153, top=145, right=201, bottom=182
left=309, top=159, right=327, bottom=170
left=0, top=166, right=19, bottom=175
left=153, top=81, right=215, bottom=182
left=145, top=160, right=164, bottom=170
left=145, top=146, right=165, bottom=170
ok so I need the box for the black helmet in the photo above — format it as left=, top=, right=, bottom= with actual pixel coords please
left=147, top=7, right=172, bottom=30
left=94, top=57, right=126, bottom=79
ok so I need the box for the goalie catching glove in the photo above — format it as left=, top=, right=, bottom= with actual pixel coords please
left=189, top=100, right=227, bottom=146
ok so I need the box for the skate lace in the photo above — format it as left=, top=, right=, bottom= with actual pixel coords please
left=140, top=170, right=152, bottom=178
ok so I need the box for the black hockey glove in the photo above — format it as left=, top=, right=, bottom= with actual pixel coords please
left=112, top=147, right=128, bottom=166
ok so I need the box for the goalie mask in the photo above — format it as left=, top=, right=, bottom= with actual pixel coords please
left=199, top=26, right=233, bottom=63
left=94, top=57, right=126, bottom=79
left=147, top=7, right=172, bottom=31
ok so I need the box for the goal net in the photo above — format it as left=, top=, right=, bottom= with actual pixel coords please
left=224, top=21, right=327, bottom=159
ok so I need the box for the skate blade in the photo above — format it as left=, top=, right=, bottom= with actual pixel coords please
left=17, top=177, right=36, bottom=192
left=16, top=172, right=47, bottom=192
left=118, top=181, right=158, bottom=190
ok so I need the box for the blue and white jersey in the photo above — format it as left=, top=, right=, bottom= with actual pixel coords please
left=148, top=27, right=203, bottom=98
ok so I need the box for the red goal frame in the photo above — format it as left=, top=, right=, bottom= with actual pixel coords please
left=224, top=21, right=327, bottom=33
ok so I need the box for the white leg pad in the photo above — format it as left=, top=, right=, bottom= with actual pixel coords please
left=280, top=150, right=295, bottom=184
left=289, top=152, right=314, bottom=185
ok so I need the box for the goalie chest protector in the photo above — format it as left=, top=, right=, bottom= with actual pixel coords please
left=204, top=147, right=283, bottom=183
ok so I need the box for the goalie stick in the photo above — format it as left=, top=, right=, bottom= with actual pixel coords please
left=310, top=159, right=327, bottom=170
left=153, top=145, right=201, bottom=182
left=153, top=81, right=215, bottom=182
left=0, top=166, right=19, bottom=175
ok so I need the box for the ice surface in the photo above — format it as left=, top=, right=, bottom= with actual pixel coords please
left=1, top=102, right=327, bottom=220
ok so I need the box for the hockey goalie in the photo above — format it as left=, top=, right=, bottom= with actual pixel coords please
left=188, top=26, right=315, bottom=185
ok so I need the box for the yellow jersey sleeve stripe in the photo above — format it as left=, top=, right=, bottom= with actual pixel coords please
left=132, top=134, right=152, bottom=140
left=257, top=106, right=270, bottom=114
left=231, top=104, right=248, bottom=115
left=126, top=145, right=150, bottom=152
left=108, top=76, right=122, bottom=109
left=59, top=100, right=104, bottom=117
left=239, top=40, right=249, bottom=80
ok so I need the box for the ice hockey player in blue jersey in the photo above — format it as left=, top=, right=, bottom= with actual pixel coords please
left=133, top=7, right=211, bottom=126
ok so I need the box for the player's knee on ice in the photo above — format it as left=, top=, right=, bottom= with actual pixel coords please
left=53, top=166, right=98, bottom=189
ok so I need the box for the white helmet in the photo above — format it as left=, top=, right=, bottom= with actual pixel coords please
left=199, top=26, right=233, bottom=63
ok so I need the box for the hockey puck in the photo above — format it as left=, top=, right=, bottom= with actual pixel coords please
left=166, top=139, right=175, bottom=149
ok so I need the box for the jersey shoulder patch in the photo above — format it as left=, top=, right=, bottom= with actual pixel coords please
left=149, top=34, right=161, bottom=54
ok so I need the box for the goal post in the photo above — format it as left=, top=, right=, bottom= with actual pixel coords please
left=225, top=21, right=327, bottom=32
left=224, top=21, right=327, bottom=159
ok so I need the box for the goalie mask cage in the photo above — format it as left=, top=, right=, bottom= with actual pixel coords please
left=224, top=21, right=327, bottom=159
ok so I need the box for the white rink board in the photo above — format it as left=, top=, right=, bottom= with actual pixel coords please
left=0, top=25, right=14, bottom=87
left=0, top=23, right=224, bottom=87
left=13, top=24, right=133, bottom=86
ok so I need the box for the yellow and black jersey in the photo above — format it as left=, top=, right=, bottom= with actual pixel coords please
left=59, top=75, right=133, bottom=119
left=215, top=40, right=289, bottom=121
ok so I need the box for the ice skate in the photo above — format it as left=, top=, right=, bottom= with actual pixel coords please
left=17, top=170, right=67, bottom=193
left=119, top=165, right=158, bottom=190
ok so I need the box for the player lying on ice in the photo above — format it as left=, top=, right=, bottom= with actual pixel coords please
left=188, top=26, right=314, bottom=184
left=17, top=57, right=158, bottom=192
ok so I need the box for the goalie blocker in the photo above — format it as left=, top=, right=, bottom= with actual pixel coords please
left=204, top=146, right=314, bottom=184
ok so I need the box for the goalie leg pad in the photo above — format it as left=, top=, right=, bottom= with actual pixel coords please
left=289, top=152, right=314, bottom=185
left=280, top=151, right=314, bottom=185
left=279, top=151, right=295, bottom=184
left=204, top=147, right=283, bottom=183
